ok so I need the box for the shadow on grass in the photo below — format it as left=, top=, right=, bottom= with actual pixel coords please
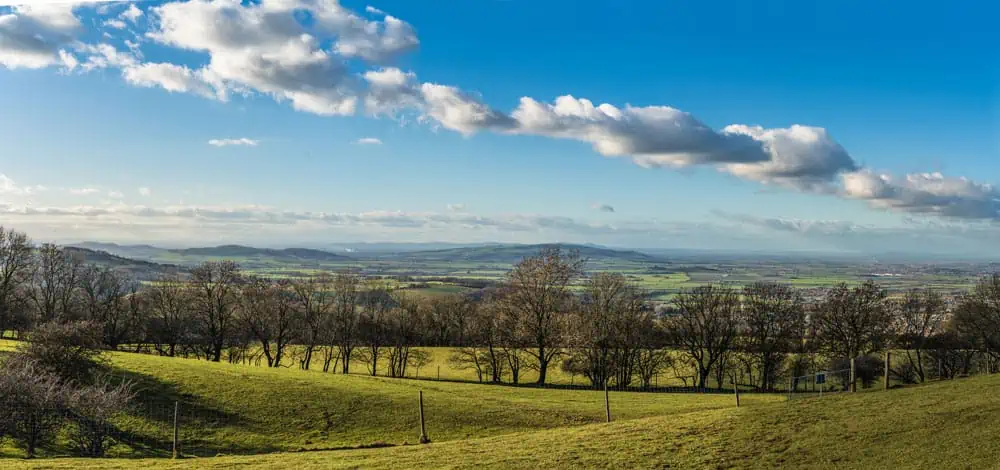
left=107, top=367, right=282, bottom=458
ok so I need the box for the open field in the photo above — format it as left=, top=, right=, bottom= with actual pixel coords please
left=9, top=363, right=1000, bottom=469
left=0, top=341, right=780, bottom=459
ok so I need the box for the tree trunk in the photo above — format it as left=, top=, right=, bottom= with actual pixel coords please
left=536, top=346, right=548, bottom=385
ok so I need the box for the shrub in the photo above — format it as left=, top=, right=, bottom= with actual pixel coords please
left=0, top=360, right=70, bottom=458
left=66, top=377, right=136, bottom=457
left=14, top=321, right=107, bottom=384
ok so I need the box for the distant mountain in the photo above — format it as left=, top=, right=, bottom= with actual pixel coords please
left=169, top=245, right=351, bottom=262
left=69, top=242, right=171, bottom=259
left=393, top=243, right=662, bottom=264
left=63, top=247, right=181, bottom=279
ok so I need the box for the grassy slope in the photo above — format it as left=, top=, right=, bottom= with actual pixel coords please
left=16, top=373, right=1000, bottom=469
left=0, top=343, right=777, bottom=459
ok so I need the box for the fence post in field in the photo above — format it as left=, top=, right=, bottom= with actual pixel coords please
left=172, top=401, right=180, bottom=459
left=850, top=357, right=857, bottom=392
left=604, top=381, right=611, bottom=423
left=418, top=390, right=430, bottom=444
left=733, top=379, right=740, bottom=408
left=884, top=352, right=891, bottom=391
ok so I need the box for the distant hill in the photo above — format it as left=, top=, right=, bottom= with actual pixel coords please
left=63, top=247, right=181, bottom=279
left=394, top=243, right=663, bottom=264
left=170, top=245, right=351, bottom=262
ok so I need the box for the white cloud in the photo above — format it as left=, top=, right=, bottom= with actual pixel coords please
left=591, top=203, right=615, bottom=213
left=446, top=203, right=465, bottom=212
left=365, top=6, right=385, bottom=15
left=841, top=170, right=1000, bottom=220
left=356, top=137, right=382, bottom=145
left=122, top=62, right=220, bottom=99
left=0, top=3, right=80, bottom=69
left=208, top=138, right=259, bottom=147
left=102, top=18, right=125, bottom=29
left=107, top=190, right=123, bottom=198
left=137, top=187, right=151, bottom=196
left=120, top=3, right=142, bottom=23
left=0, top=174, right=44, bottom=195
left=68, top=187, right=99, bottom=195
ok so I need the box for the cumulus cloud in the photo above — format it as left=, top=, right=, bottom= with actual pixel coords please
left=137, top=187, right=151, bottom=196
left=841, top=170, right=1000, bottom=219
left=446, top=203, right=465, bottom=212
left=0, top=2, right=80, bottom=69
left=102, top=18, right=124, bottom=29
left=122, top=62, right=221, bottom=99
left=208, top=138, right=259, bottom=147
left=0, top=174, right=45, bottom=195
left=356, top=137, right=382, bottom=145
left=591, top=203, right=615, bottom=213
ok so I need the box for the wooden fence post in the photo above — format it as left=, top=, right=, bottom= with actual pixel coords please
left=884, top=352, right=891, bottom=391
left=172, top=401, right=180, bottom=459
left=850, top=357, right=857, bottom=392
left=604, top=381, right=611, bottom=423
left=418, top=391, right=430, bottom=444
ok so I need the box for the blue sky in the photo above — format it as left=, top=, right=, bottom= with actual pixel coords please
left=0, top=0, right=997, bottom=254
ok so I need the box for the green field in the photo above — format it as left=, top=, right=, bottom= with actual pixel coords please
left=0, top=340, right=779, bottom=460
left=7, top=355, right=999, bottom=469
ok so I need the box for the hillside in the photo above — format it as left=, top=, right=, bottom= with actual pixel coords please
left=0, top=343, right=776, bottom=460
left=170, top=245, right=351, bottom=262
left=14, top=370, right=1000, bottom=469
left=62, top=247, right=181, bottom=279
left=394, top=243, right=663, bottom=264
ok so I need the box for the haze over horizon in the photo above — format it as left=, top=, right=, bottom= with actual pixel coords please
left=2, top=0, right=997, bottom=256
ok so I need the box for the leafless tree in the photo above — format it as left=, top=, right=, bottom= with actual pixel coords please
left=146, top=274, right=190, bottom=357
left=0, top=360, right=69, bottom=458
left=386, top=293, right=422, bottom=378
left=812, top=281, right=893, bottom=362
left=496, top=248, right=584, bottom=385
left=240, top=277, right=299, bottom=368
left=952, top=274, right=1000, bottom=366
left=893, top=288, right=945, bottom=382
left=290, top=273, right=335, bottom=370
left=66, top=377, right=136, bottom=457
left=568, top=272, right=648, bottom=387
left=449, top=299, right=505, bottom=383
left=79, top=265, right=135, bottom=349
left=330, top=272, right=361, bottom=374
left=189, top=261, right=242, bottom=362
left=0, top=227, right=33, bottom=338
left=666, top=285, right=740, bottom=389
left=739, top=282, right=806, bottom=391
left=30, top=244, right=84, bottom=323
left=358, top=283, right=394, bottom=376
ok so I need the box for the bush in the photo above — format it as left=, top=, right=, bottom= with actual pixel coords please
left=13, top=321, right=107, bottom=384
left=0, top=360, right=70, bottom=458
left=66, top=377, right=136, bottom=457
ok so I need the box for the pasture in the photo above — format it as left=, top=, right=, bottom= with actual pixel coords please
left=8, top=360, right=999, bottom=469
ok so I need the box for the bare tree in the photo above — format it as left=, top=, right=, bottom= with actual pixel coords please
left=386, top=293, right=422, bottom=378
left=240, top=277, right=299, bottom=368
left=449, top=299, right=505, bottom=383
left=0, top=360, right=69, bottom=458
left=496, top=248, right=584, bottom=385
left=666, top=285, right=740, bottom=389
left=568, top=272, right=648, bottom=388
left=0, top=227, right=33, bottom=338
left=78, top=265, right=134, bottom=349
left=952, top=274, right=1000, bottom=366
left=894, top=288, right=945, bottom=382
left=358, top=283, right=394, bottom=376
left=30, top=244, right=83, bottom=323
left=146, top=274, right=190, bottom=357
left=66, top=377, right=136, bottom=457
left=740, top=282, right=806, bottom=391
left=290, top=273, right=335, bottom=370
left=331, top=272, right=361, bottom=374
left=812, top=281, right=893, bottom=362
left=189, top=261, right=242, bottom=362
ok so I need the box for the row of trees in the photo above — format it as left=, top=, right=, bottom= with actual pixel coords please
left=3, top=226, right=1000, bottom=391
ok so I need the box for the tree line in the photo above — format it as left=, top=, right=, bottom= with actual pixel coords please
left=2, top=226, right=1000, bottom=392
